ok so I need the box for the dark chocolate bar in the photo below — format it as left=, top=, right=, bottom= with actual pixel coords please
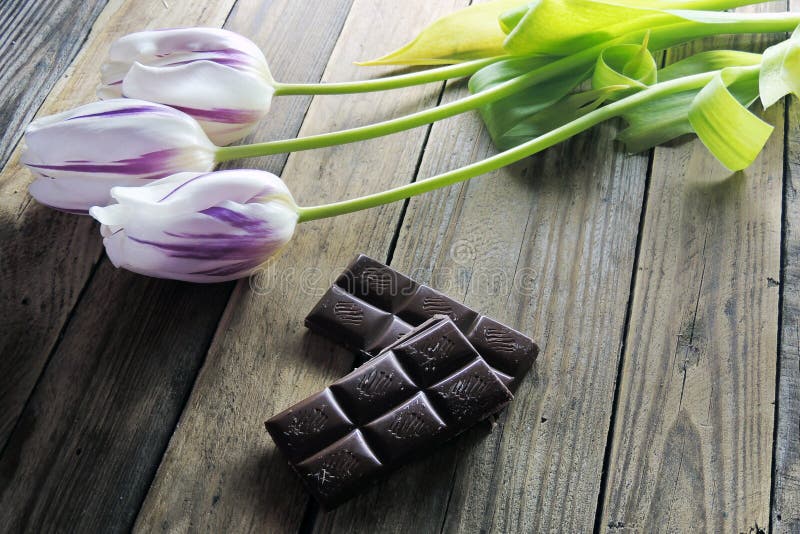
left=305, top=254, right=538, bottom=391
left=266, top=316, right=513, bottom=509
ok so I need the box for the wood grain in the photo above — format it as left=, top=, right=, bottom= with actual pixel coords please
left=600, top=4, right=786, bottom=532
left=0, top=0, right=108, bottom=169
left=133, top=1, right=468, bottom=531
left=0, top=0, right=355, bottom=531
left=313, top=30, right=649, bottom=534
left=0, top=264, right=232, bottom=533
left=0, top=0, right=237, bottom=450
left=774, top=1, right=800, bottom=530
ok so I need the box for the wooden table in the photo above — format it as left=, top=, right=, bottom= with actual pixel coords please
left=1, top=0, right=798, bottom=532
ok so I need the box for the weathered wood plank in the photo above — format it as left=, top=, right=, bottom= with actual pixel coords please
left=313, top=26, right=649, bottom=534
left=0, top=0, right=237, bottom=450
left=774, top=1, right=800, bottom=530
left=0, top=0, right=108, bottom=169
left=0, top=264, right=232, bottom=533
left=601, top=4, right=786, bottom=532
left=133, top=1, right=467, bottom=531
left=0, top=0, right=356, bottom=531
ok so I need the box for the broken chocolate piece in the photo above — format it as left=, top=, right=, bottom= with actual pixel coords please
left=266, top=316, right=513, bottom=509
left=306, top=254, right=538, bottom=391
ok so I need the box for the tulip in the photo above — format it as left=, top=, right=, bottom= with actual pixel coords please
left=98, top=28, right=275, bottom=146
left=89, top=170, right=298, bottom=283
left=23, top=99, right=217, bottom=213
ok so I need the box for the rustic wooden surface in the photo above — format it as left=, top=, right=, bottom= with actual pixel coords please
left=600, top=4, right=786, bottom=532
left=0, top=0, right=797, bottom=532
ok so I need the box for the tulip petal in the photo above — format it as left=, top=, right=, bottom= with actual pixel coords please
left=22, top=99, right=216, bottom=183
left=99, top=28, right=273, bottom=145
left=97, top=198, right=297, bottom=283
left=105, top=28, right=269, bottom=78
left=90, top=169, right=298, bottom=282
left=121, top=61, right=272, bottom=145
left=109, top=169, right=292, bottom=214
left=22, top=99, right=218, bottom=212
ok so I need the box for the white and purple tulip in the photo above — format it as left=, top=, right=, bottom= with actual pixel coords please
left=98, top=28, right=275, bottom=146
left=23, top=99, right=217, bottom=213
left=89, top=170, right=298, bottom=283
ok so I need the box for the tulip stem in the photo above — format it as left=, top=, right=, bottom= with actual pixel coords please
left=215, top=13, right=799, bottom=164
left=295, top=66, right=757, bottom=223
left=272, top=57, right=503, bottom=95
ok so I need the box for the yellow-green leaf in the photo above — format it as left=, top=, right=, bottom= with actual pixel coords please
left=760, top=27, right=800, bottom=108
left=688, top=69, right=773, bottom=171
left=358, top=0, right=527, bottom=66
left=592, top=37, right=657, bottom=98
left=498, top=2, right=534, bottom=33
left=502, top=0, right=683, bottom=56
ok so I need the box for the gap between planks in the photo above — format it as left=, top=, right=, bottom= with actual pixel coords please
left=772, top=0, right=800, bottom=530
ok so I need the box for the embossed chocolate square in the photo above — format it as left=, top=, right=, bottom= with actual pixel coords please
left=306, top=254, right=539, bottom=391
left=266, top=316, right=513, bottom=509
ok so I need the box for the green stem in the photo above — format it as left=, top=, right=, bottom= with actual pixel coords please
left=216, top=13, right=799, bottom=163
left=273, top=57, right=502, bottom=95
left=217, top=47, right=594, bottom=161
left=296, top=66, right=756, bottom=222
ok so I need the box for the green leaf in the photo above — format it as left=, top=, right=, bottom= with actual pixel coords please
left=469, top=56, right=593, bottom=149
left=475, top=36, right=657, bottom=150
left=760, top=27, right=800, bottom=108
left=501, top=0, right=684, bottom=56
left=592, top=37, right=658, bottom=98
left=499, top=86, right=623, bottom=147
left=358, top=0, right=528, bottom=66
left=618, top=89, right=698, bottom=152
left=688, top=68, right=773, bottom=171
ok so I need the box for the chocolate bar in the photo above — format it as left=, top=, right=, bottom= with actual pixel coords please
left=305, top=254, right=538, bottom=391
left=266, top=316, right=513, bottom=509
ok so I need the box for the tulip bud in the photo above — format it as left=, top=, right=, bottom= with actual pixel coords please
left=89, top=170, right=298, bottom=283
left=23, top=99, right=217, bottom=213
left=99, top=28, right=275, bottom=145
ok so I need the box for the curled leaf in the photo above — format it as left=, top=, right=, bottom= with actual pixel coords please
left=498, top=2, right=534, bottom=33
left=760, top=27, right=800, bottom=108
left=592, top=36, right=658, bottom=98
left=358, top=0, right=527, bottom=66
left=688, top=68, right=773, bottom=171
left=618, top=52, right=765, bottom=156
